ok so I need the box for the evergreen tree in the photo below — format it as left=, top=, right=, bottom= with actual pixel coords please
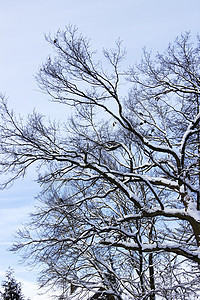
left=0, top=269, right=26, bottom=300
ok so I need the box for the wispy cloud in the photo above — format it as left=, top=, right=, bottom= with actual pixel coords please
left=0, top=205, right=33, bottom=241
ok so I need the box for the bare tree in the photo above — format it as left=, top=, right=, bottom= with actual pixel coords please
left=1, top=27, right=200, bottom=299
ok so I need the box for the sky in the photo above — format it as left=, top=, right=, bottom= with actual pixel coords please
left=0, top=0, right=200, bottom=299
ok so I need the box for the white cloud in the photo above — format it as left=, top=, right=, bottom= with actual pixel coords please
left=19, top=279, right=53, bottom=300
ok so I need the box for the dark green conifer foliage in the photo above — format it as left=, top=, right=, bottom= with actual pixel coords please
left=0, top=269, right=27, bottom=300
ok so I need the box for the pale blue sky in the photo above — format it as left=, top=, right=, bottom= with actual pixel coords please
left=0, top=0, right=200, bottom=299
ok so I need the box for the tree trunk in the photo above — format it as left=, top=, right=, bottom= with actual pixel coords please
left=149, top=221, right=155, bottom=300
left=149, top=253, right=155, bottom=300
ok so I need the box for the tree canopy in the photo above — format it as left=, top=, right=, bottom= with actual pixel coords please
left=1, top=27, right=200, bottom=299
